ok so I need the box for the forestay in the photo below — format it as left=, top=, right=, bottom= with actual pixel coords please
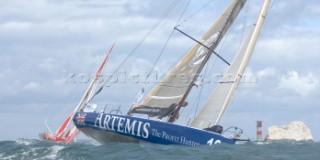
left=129, top=0, right=246, bottom=118
left=190, top=0, right=271, bottom=129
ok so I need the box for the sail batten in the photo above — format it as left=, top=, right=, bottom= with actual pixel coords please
left=190, top=0, right=271, bottom=129
left=129, top=0, right=246, bottom=118
left=151, top=95, right=184, bottom=100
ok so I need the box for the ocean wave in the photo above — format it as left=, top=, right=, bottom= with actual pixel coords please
left=0, top=139, right=319, bottom=160
left=0, top=152, right=18, bottom=160
left=15, top=138, right=37, bottom=146
left=0, top=139, right=67, bottom=160
left=41, top=145, right=66, bottom=160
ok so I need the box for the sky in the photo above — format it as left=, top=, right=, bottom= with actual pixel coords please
left=0, top=0, right=320, bottom=141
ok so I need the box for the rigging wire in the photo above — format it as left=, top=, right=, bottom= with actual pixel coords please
left=181, top=84, right=201, bottom=125
left=271, top=0, right=277, bottom=9
left=206, top=0, right=249, bottom=76
left=144, top=45, right=193, bottom=95
left=109, top=0, right=178, bottom=80
left=187, top=0, right=251, bottom=123
left=184, top=52, right=211, bottom=122
left=114, top=0, right=179, bottom=73
left=184, top=79, right=203, bottom=120
left=193, top=85, right=203, bottom=119
left=140, top=0, right=192, bottom=97
left=206, top=0, right=238, bottom=77
left=217, top=0, right=272, bottom=124
left=179, top=50, right=211, bottom=125
left=238, top=0, right=249, bottom=49
left=175, top=0, right=238, bottom=122
left=182, top=0, right=215, bottom=24
left=146, top=0, right=191, bottom=81
left=206, top=29, right=230, bottom=77
left=191, top=49, right=212, bottom=120
left=142, top=0, right=220, bottom=119
left=87, top=0, right=180, bottom=103
left=143, top=0, right=218, bottom=97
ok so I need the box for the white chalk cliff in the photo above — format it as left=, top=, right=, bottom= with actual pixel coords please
left=265, top=121, right=313, bottom=141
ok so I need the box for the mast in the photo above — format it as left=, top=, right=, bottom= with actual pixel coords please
left=74, top=43, right=115, bottom=113
left=129, top=0, right=246, bottom=121
left=168, top=0, right=247, bottom=122
left=43, top=43, right=115, bottom=144
left=190, top=0, right=270, bottom=129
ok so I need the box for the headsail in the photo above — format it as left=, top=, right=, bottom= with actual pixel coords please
left=74, top=42, right=115, bottom=113
left=190, top=0, right=271, bottom=129
left=43, top=43, right=115, bottom=144
left=129, top=0, right=246, bottom=119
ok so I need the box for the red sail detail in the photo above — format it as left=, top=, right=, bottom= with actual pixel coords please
left=64, top=124, right=76, bottom=139
left=65, top=130, right=81, bottom=144
left=56, top=113, right=74, bottom=138
left=74, top=42, right=115, bottom=112
left=42, top=43, right=115, bottom=144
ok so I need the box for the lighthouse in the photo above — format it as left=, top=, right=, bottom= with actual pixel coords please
left=257, top=121, right=262, bottom=142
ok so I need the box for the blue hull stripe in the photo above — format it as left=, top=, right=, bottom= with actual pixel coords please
left=73, top=112, right=235, bottom=146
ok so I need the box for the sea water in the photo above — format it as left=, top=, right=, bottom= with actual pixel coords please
left=0, top=138, right=319, bottom=160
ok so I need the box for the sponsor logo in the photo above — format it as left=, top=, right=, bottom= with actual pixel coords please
left=95, top=114, right=150, bottom=139
left=191, top=32, right=220, bottom=66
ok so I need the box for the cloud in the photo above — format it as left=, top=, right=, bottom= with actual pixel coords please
left=38, top=57, right=58, bottom=71
left=306, top=3, right=320, bottom=14
left=257, top=67, right=275, bottom=78
left=0, top=0, right=319, bottom=141
left=24, top=81, right=41, bottom=91
left=278, top=71, right=319, bottom=96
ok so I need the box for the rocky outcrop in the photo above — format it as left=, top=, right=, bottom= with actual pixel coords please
left=265, top=121, right=313, bottom=141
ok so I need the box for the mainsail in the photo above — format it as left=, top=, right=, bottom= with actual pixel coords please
left=190, top=0, right=270, bottom=129
left=129, top=0, right=246, bottom=119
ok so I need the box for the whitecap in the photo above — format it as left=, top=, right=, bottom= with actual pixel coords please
left=0, top=154, right=18, bottom=160
left=20, top=147, right=40, bottom=157
left=40, top=145, right=65, bottom=160
left=15, top=138, right=36, bottom=146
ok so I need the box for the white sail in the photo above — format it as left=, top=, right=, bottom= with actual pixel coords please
left=129, top=0, right=246, bottom=118
left=190, top=0, right=270, bottom=129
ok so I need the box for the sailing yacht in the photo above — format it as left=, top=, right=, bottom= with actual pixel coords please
left=71, top=0, right=271, bottom=146
left=42, top=44, right=115, bottom=144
